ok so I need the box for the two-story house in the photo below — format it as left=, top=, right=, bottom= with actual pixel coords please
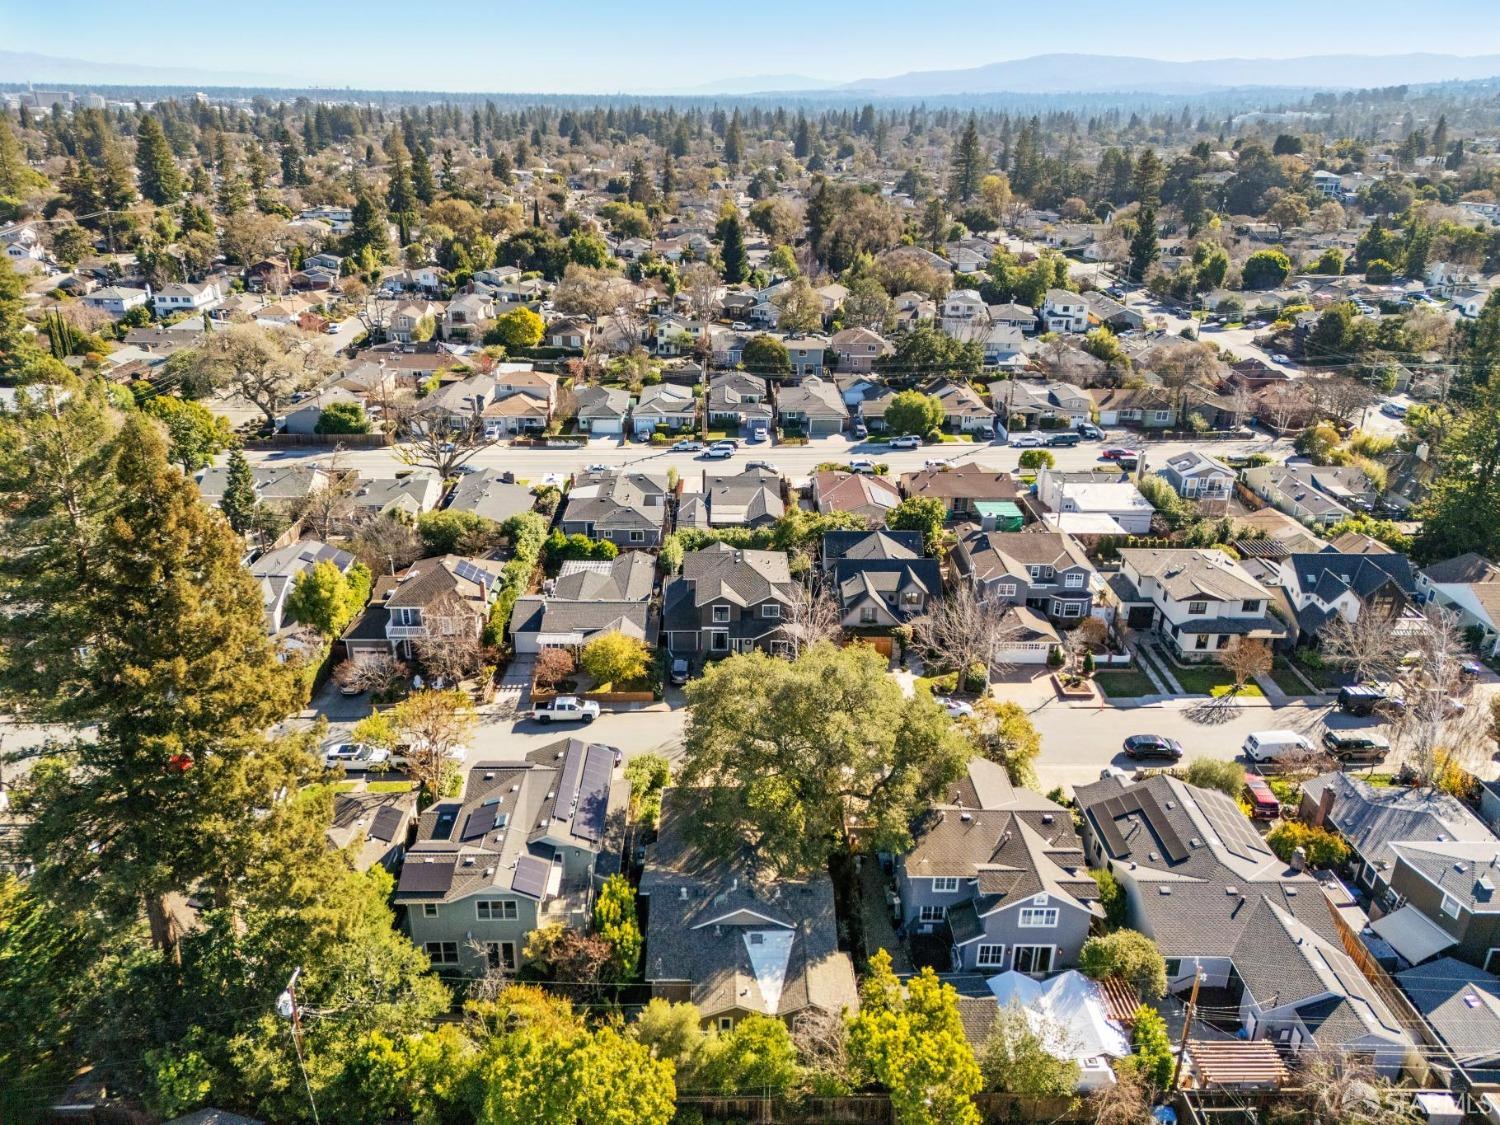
left=377, top=555, right=499, bottom=661
left=83, top=286, right=150, bottom=317
left=1041, top=289, right=1088, bottom=334
left=811, top=470, right=901, bottom=522
left=395, top=741, right=627, bottom=977
left=443, top=291, right=496, bottom=342
left=701, top=467, right=784, bottom=528
left=940, top=288, right=990, bottom=335
left=825, top=529, right=942, bottom=629
left=1276, top=551, right=1419, bottom=647
left=389, top=300, right=441, bottom=344
left=510, top=552, right=655, bottom=655
left=1075, top=771, right=1411, bottom=1073
left=829, top=326, right=894, bottom=373
left=1113, top=548, right=1284, bottom=659
left=707, top=372, right=772, bottom=432
left=661, top=543, right=797, bottom=657
left=248, top=539, right=356, bottom=634
left=899, top=758, right=1101, bottom=974
left=639, top=788, right=859, bottom=1029
left=898, top=463, right=1021, bottom=523
left=152, top=279, right=223, bottom=316
left=1158, top=451, right=1235, bottom=510
left=1241, top=463, right=1380, bottom=529
left=783, top=334, right=830, bottom=378
left=1417, top=554, right=1500, bottom=658
left=1035, top=469, right=1155, bottom=536
left=949, top=528, right=1097, bottom=623
left=559, top=470, right=670, bottom=547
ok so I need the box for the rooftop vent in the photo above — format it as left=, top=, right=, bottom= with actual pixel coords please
left=679, top=887, right=689, bottom=901
left=1225, top=886, right=1239, bottom=896
left=484, top=772, right=494, bottom=780
left=960, top=811, right=973, bottom=822
left=463, top=857, right=475, bottom=866
left=1042, top=813, right=1055, bottom=825
left=1158, top=886, right=1172, bottom=895
left=484, top=866, right=494, bottom=876
left=1190, top=838, right=1203, bottom=848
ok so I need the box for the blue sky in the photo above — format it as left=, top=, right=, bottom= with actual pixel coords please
left=7, top=0, right=1500, bottom=93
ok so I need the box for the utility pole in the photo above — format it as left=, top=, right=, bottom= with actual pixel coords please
left=1170, top=964, right=1204, bottom=1093
left=276, top=967, right=321, bottom=1125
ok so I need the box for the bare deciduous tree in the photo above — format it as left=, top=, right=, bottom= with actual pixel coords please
left=781, top=582, right=844, bottom=657
left=193, top=322, right=335, bottom=427
left=1321, top=610, right=1406, bottom=686
left=391, top=396, right=496, bottom=478
left=333, top=654, right=410, bottom=695
left=1218, top=638, right=1273, bottom=694
left=348, top=511, right=423, bottom=576
left=913, top=582, right=1017, bottom=691
left=295, top=450, right=359, bottom=539
left=1392, top=607, right=1480, bottom=787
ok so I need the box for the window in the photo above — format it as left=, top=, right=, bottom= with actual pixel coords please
left=477, top=900, right=518, bottom=921
left=718, top=1017, right=735, bottom=1031
left=1485, top=949, right=1500, bottom=974
left=712, top=605, right=730, bottom=623
left=932, top=877, right=960, bottom=893
left=860, top=607, right=877, bottom=624
left=977, top=945, right=1005, bottom=967
left=1441, top=894, right=1461, bottom=918
left=1012, top=945, right=1054, bottom=973
left=996, top=583, right=1018, bottom=598
left=629, top=530, right=645, bottom=544
left=1028, top=566, right=1042, bottom=579
left=1241, top=599, right=1261, bottom=613
left=1060, top=602, right=1082, bottom=618
left=902, top=591, right=922, bottom=605
left=1152, top=410, right=1171, bottom=423
left=1194, top=634, right=1210, bottom=650
left=1064, top=572, right=1084, bottom=589
left=1018, top=907, right=1059, bottom=928
left=761, top=603, right=780, bottom=618
left=1164, top=959, right=1182, bottom=979
left=422, top=903, right=439, bottom=918
left=919, top=905, right=947, bottom=923
left=1216, top=635, right=1230, bottom=650
left=1187, top=601, right=1208, bottom=615
left=486, top=942, right=517, bottom=971
left=425, top=941, right=458, bottom=965
left=710, top=632, right=729, bottom=652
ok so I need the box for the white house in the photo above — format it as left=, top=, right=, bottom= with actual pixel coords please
left=152, top=280, right=223, bottom=316
left=84, top=286, right=150, bottom=316
left=1114, top=547, right=1285, bottom=660
left=1035, top=470, right=1154, bottom=535
left=1041, top=289, right=1088, bottom=334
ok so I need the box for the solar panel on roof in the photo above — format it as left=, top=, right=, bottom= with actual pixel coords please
left=369, top=806, right=404, bottom=844
left=1092, top=803, right=1131, bottom=859
left=555, top=741, right=585, bottom=818
left=1194, top=788, right=1272, bottom=863
left=1136, top=790, right=1189, bottom=864
left=463, top=803, right=499, bottom=841
left=512, top=854, right=549, bottom=898
left=454, top=560, right=498, bottom=590
left=397, top=857, right=455, bottom=895
left=573, top=745, right=614, bottom=843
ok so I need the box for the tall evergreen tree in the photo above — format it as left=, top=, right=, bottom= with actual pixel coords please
left=947, top=115, right=984, bottom=204
left=1129, top=204, right=1159, bottom=282
left=410, top=141, right=437, bottom=204
left=9, top=416, right=312, bottom=954
left=134, top=114, right=182, bottom=205
left=723, top=110, right=743, bottom=168
left=718, top=210, right=748, bottom=283
left=219, top=446, right=258, bottom=535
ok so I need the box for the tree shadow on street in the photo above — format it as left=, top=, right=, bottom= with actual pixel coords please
left=1185, top=693, right=1244, bottom=725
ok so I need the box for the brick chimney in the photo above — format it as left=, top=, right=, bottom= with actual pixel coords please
left=1313, top=784, right=1336, bottom=829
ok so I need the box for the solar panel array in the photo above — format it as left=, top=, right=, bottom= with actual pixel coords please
left=512, top=854, right=550, bottom=898
left=369, top=806, right=404, bottom=843
left=463, top=803, right=500, bottom=841
left=1092, top=789, right=1188, bottom=865
left=554, top=740, right=586, bottom=820
left=1194, top=787, right=1272, bottom=864
left=574, top=745, right=614, bottom=843
left=454, top=560, right=499, bottom=592
left=398, top=856, right=455, bottom=895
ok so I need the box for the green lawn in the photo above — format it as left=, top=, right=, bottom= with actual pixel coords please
left=937, top=433, right=976, bottom=443
left=1094, top=669, right=1158, bottom=699
left=366, top=779, right=414, bottom=793
left=1268, top=663, right=1315, bottom=697
left=1172, top=663, right=1264, bottom=698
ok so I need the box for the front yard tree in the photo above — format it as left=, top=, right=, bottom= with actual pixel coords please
left=741, top=333, right=790, bottom=376
left=1217, top=638, right=1272, bottom=695
left=395, top=402, right=494, bottom=479
left=914, top=582, right=1017, bottom=692
left=963, top=699, right=1042, bottom=789
left=1018, top=448, right=1055, bottom=471
left=143, top=396, right=234, bottom=473
left=192, top=322, right=334, bottom=429
left=488, top=306, right=545, bottom=351
left=356, top=688, right=476, bottom=799
left=679, top=643, right=969, bottom=875
left=847, top=950, right=982, bottom=1125
left=1128, top=203, right=1158, bottom=282
left=8, top=415, right=311, bottom=954
left=884, top=389, right=944, bottom=436
left=579, top=630, right=650, bottom=686
left=886, top=495, right=947, bottom=554
left=285, top=559, right=372, bottom=639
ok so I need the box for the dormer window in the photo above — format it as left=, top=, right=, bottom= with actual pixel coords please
left=713, top=605, right=731, bottom=623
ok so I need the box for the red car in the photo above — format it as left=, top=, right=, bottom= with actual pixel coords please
left=1101, top=447, right=1141, bottom=462
left=1243, top=776, right=1280, bottom=821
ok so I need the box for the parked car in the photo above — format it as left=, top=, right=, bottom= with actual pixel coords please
left=924, top=458, right=952, bottom=469
left=586, top=463, right=609, bottom=473
left=1380, top=402, right=1409, bottom=419
left=1242, top=730, right=1314, bottom=764
left=323, top=322, right=342, bottom=335
left=1010, top=433, right=1046, bottom=448
left=324, top=743, right=392, bottom=770
left=1337, top=685, right=1393, bottom=716
left=1046, top=432, right=1081, bottom=447
left=889, top=434, right=922, bottom=449
left=324, top=741, right=373, bottom=767
left=1322, top=729, right=1390, bottom=763
left=701, top=446, right=733, bottom=460
left=529, top=696, right=600, bottom=724
left=849, top=457, right=876, bottom=474
left=1100, top=447, right=1141, bottom=461
left=1271, top=353, right=1293, bottom=365
left=731, top=321, right=750, bottom=331
left=1076, top=423, right=1105, bottom=440
left=934, top=696, right=973, bottom=719
left=711, top=439, right=739, bottom=451
left=745, top=460, right=779, bottom=474
left=852, top=423, right=869, bottom=439
left=1122, top=734, right=1183, bottom=761
left=748, top=423, right=769, bottom=443
left=1461, top=660, right=1485, bottom=679
left=669, top=659, right=690, bottom=686
left=1243, top=776, right=1281, bottom=821
left=671, top=439, right=704, bottom=452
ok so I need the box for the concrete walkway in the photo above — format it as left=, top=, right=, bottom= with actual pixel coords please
left=1138, top=642, right=1185, bottom=694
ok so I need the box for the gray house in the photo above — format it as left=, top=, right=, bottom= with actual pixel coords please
left=898, top=758, right=1101, bottom=974
left=702, top=467, right=784, bottom=528
left=707, top=372, right=772, bottom=430
left=775, top=376, right=848, bottom=437
left=248, top=539, right=355, bottom=634
left=394, top=740, right=627, bottom=977
left=559, top=470, right=670, bottom=547
left=509, top=552, right=656, bottom=655
left=661, top=543, right=796, bottom=656
left=831, top=533, right=942, bottom=629
left=574, top=385, right=633, bottom=435
left=640, top=788, right=859, bottom=1029
left=949, top=529, right=1096, bottom=623
left=1158, top=451, right=1235, bottom=508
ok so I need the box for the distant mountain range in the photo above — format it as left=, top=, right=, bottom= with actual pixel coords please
left=831, top=52, right=1500, bottom=97
left=0, top=50, right=288, bottom=89
left=4, top=48, right=1500, bottom=99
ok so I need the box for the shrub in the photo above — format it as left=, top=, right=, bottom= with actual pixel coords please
left=1079, top=930, right=1167, bottom=999
left=1266, top=820, right=1350, bottom=867
left=1090, top=868, right=1127, bottom=929
left=580, top=631, right=651, bottom=686
left=1129, top=1006, right=1175, bottom=1089
left=625, top=752, right=671, bottom=828
left=1183, top=757, right=1245, bottom=797
left=534, top=647, right=575, bottom=688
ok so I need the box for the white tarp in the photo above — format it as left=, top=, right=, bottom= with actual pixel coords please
left=1370, top=904, right=1458, bottom=966
left=987, top=969, right=1131, bottom=1061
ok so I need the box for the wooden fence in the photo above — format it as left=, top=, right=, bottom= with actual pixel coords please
left=244, top=431, right=392, bottom=449
left=675, top=1093, right=1088, bottom=1123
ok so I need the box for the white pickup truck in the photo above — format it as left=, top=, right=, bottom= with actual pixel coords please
left=529, top=696, right=600, bottom=724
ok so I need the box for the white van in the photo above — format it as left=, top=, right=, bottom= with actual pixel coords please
left=1242, top=730, right=1314, bottom=764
